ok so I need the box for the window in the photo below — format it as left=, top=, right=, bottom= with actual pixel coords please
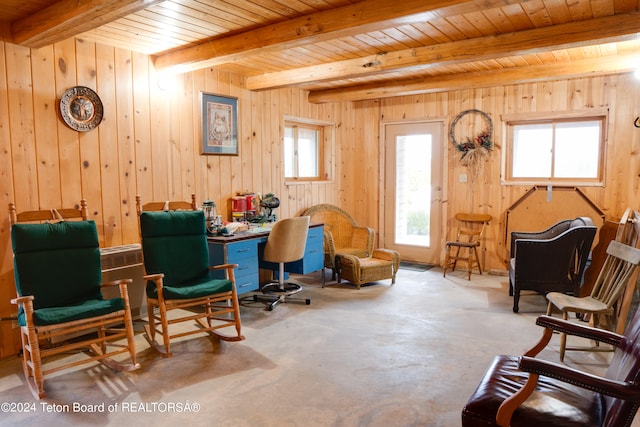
left=284, top=117, right=333, bottom=182
left=504, top=113, right=606, bottom=185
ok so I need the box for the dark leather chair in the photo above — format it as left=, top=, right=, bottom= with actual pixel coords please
left=462, top=308, right=640, bottom=427
left=509, top=217, right=597, bottom=312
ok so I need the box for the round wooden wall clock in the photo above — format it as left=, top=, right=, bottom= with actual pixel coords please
left=59, top=86, right=104, bottom=132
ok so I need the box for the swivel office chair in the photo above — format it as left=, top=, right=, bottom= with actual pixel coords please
left=255, top=216, right=311, bottom=311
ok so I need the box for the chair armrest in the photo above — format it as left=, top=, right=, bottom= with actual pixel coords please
left=336, top=253, right=362, bottom=283
left=518, top=356, right=640, bottom=400
left=10, top=295, right=34, bottom=305
left=10, top=296, right=35, bottom=327
left=510, top=220, right=572, bottom=254
left=352, top=226, right=375, bottom=256
left=324, top=230, right=337, bottom=265
left=512, top=220, right=572, bottom=241
left=143, top=273, right=164, bottom=281
left=372, top=249, right=400, bottom=270
left=101, top=279, right=134, bottom=303
left=496, top=316, right=634, bottom=426
left=210, top=264, right=239, bottom=271
left=511, top=230, right=556, bottom=241
left=496, top=354, right=640, bottom=427
left=209, top=263, right=239, bottom=283
left=536, top=315, right=625, bottom=347
left=101, top=278, right=133, bottom=288
left=522, top=315, right=624, bottom=358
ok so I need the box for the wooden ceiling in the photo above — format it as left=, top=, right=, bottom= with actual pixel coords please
left=1, top=0, right=640, bottom=103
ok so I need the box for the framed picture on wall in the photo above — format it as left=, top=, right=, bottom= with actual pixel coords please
left=200, top=92, right=238, bottom=155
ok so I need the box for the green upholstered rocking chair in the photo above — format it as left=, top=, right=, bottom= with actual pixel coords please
left=139, top=210, right=245, bottom=357
left=10, top=210, right=139, bottom=399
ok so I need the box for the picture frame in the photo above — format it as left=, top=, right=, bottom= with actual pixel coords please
left=200, top=92, right=238, bottom=155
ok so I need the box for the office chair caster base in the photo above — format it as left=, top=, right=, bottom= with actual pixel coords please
left=253, top=293, right=311, bottom=311
left=261, top=282, right=302, bottom=295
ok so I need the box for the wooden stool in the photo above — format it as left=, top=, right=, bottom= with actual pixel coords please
left=336, top=249, right=400, bottom=289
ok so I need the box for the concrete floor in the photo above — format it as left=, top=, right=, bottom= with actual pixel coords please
left=0, top=267, right=638, bottom=426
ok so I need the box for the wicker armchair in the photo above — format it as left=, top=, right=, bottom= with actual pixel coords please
left=301, top=204, right=375, bottom=280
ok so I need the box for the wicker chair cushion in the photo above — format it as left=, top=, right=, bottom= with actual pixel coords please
left=335, top=248, right=368, bottom=257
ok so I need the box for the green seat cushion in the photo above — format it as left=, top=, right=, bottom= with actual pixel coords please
left=148, top=278, right=233, bottom=300
left=11, top=221, right=103, bottom=311
left=20, top=298, right=125, bottom=327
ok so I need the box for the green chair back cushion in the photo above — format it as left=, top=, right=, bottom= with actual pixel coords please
left=12, top=220, right=103, bottom=309
left=11, top=220, right=121, bottom=326
left=140, top=211, right=227, bottom=298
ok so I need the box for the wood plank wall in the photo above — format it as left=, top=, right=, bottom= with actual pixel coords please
left=1, top=38, right=639, bottom=357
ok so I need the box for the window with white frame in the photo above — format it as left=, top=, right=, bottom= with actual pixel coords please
left=503, top=113, right=606, bottom=185
left=284, top=118, right=333, bottom=182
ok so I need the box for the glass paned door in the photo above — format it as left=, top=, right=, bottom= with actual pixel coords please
left=384, top=121, right=443, bottom=264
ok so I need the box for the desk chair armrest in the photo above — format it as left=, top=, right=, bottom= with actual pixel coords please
left=536, top=315, right=625, bottom=348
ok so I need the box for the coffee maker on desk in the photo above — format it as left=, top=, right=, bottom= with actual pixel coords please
left=232, top=192, right=260, bottom=222
left=231, top=196, right=247, bottom=222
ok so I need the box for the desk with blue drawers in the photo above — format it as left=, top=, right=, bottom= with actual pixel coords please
left=207, top=223, right=324, bottom=294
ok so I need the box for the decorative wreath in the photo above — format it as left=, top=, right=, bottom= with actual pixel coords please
left=449, top=109, right=494, bottom=158
left=449, top=109, right=494, bottom=182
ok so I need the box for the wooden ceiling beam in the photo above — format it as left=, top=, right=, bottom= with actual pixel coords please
left=248, top=12, right=640, bottom=91
left=152, top=0, right=529, bottom=73
left=11, top=0, right=165, bottom=48
left=308, top=53, right=640, bottom=103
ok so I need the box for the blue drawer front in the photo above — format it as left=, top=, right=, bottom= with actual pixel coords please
left=208, top=240, right=259, bottom=292
left=235, top=272, right=259, bottom=293
left=306, top=227, right=323, bottom=250
left=284, top=226, right=324, bottom=274
left=234, top=261, right=258, bottom=277
left=227, top=240, right=258, bottom=262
